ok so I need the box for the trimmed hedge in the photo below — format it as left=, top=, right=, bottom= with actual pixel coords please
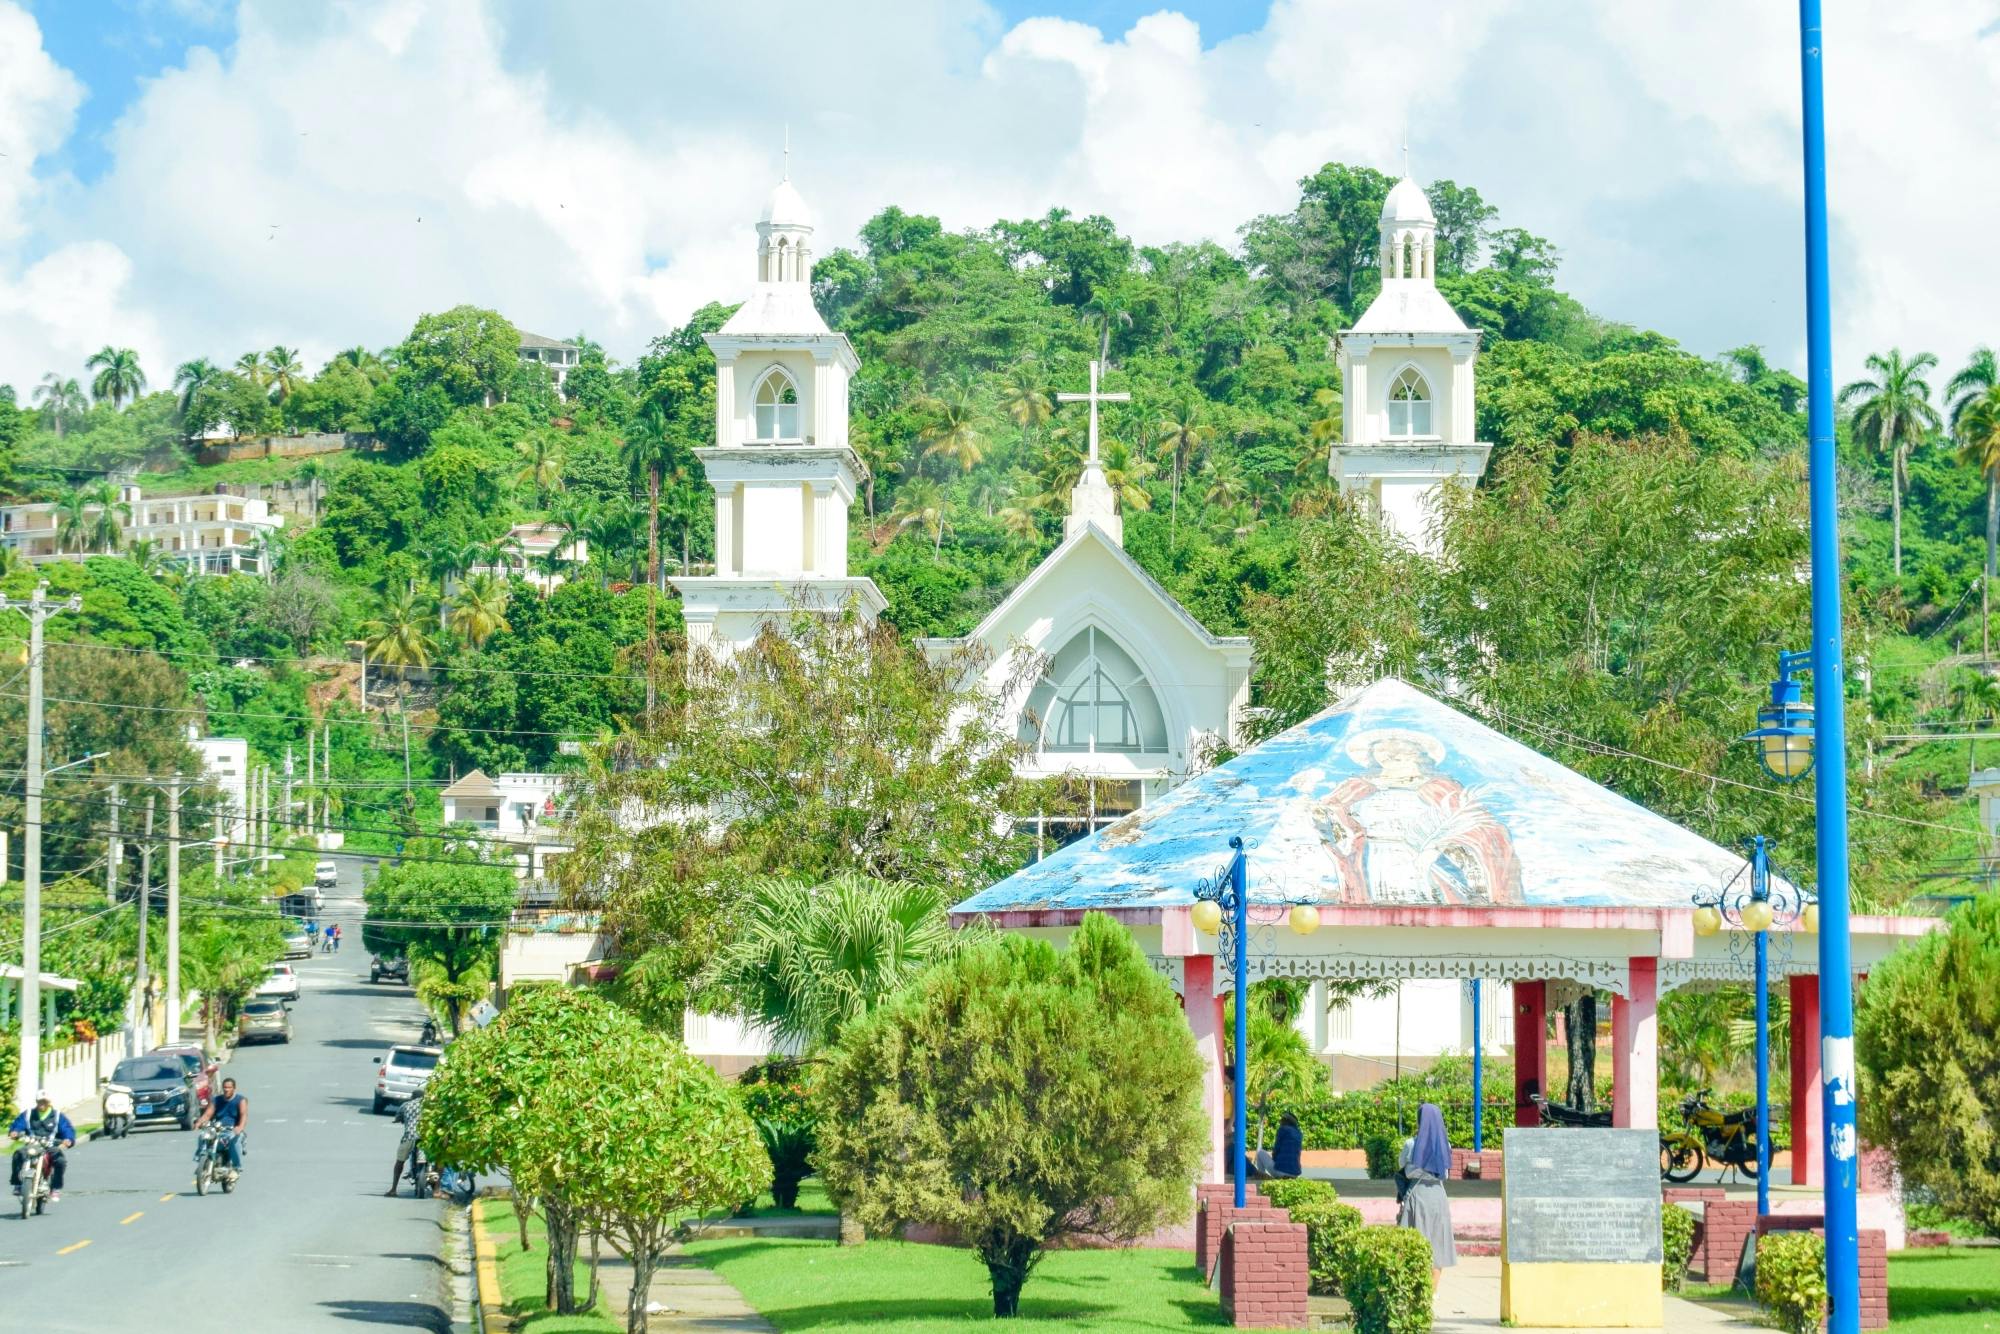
left=1291, top=1199, right=1364, bottom=1296
left=1755, top=1232, right=1827, bottom=1334
left=1339, top=1224, right=1434, bottom=1334
left=1661, top=1204, right=1696, bottom=1292
left=1261, top=1177, right=1338, bottom=1212
left=1364, top=1134, right=1399, bottom=1180
left=1279, top=1055, right=1523, bottom=1150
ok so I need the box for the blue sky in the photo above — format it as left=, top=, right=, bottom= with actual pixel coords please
left=0, top=1, right=1993, bottom=395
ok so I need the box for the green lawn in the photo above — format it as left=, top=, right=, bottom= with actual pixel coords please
left=1888, top=1248, right=2000, bottom=1332
left=479, top=1198, right=621, bottom=1333
left=742, top=1179, right=836, bottom=1217
left=679, top=1236, right=1227, bottom=1332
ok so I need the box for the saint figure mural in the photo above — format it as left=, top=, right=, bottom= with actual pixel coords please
left=1310, top=729, right=1522, bottom=906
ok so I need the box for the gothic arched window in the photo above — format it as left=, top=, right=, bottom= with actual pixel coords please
left=753, top=369, right=801, bottom=442
left=1017, top=626, right=1170, bottom=754
left=1386, top=367, right=1433, bottom=438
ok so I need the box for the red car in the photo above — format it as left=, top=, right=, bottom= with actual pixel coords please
left=152, top=1045, right=218, bottom=1108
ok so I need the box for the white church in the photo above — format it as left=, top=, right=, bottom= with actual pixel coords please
left=669, top=168, right=1506, bottom=1084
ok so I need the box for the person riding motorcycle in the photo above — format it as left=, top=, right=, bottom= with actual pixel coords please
left=8, top=1090, right=76, bottom=1205
left=386, top=1092, right=424, bottom=1196
left=192, top=1076, right=249, bottom=1175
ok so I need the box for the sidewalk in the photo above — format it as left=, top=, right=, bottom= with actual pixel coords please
left=1431, top=1257, right=1760, bottom=1333
left=598, top=1245, right=775, bottom=1333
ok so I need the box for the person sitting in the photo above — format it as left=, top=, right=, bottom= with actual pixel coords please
left=1271, top=1111, right=1304, bottom=1178
left=8, top=1091, right=75, bottom=1204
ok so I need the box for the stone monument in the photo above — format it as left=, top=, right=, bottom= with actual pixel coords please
left=1501, top=1127, right=1664, bottom=1327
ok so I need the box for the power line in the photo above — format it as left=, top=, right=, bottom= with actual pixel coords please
left=0, top=687, right=604, bottom=741
left=46, top=637, right=649, bottom=686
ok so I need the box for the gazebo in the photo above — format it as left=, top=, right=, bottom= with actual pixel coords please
left=953, top=678, right=1939, bottom=1185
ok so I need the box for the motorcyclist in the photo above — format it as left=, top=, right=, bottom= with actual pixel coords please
left=192, top=1076, right=249, bottom=1175
left=386, top=1092, right=423, bottom=1196
left=8, top=1090, right=76, bottom=1205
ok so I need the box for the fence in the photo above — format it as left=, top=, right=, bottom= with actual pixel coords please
left=38, top=1030, right=136, bottom=1113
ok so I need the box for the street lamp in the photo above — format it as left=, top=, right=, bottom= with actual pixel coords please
left=1692, top=837, right=1816, bottom=1217
left=1191, top=837, right=1320, bottom=1209
left=1746, top=650, right=1816, bottom=782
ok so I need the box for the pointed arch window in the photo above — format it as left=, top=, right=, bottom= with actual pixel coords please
left=1386, top=367, right=1433, bottom=438
left=1018, top=626, right=1169, bottom=754
left=753, top=369, right=802, bottom=442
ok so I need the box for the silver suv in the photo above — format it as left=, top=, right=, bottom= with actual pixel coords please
left=371, top=1045, right=441, bottom=1115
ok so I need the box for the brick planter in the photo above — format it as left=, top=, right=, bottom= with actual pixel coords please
left=1219, top=1218, right=1309, bottom=1329
left=1195, top=1185, right=1269, bottom=1280
left=1450, top=1147, right=1502, bottom=1181
left=1702, top=1198, right=1757, bottom=1284
left=1753, top=1217, right=1889, bottom=1331
left=1663, top=1187, right=1726, bottom=1278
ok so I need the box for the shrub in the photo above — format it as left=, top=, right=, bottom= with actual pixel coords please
left=1280, top=1054, right=1517, bottom=1150
left=1262, top=1177, right=1338, bottom=1211
left=736, top=1058, right=816, bottom=1208
left=1340, top=1224, right=1434, bottom=1334
left=1660, top=1204, right=1696, bottom=1292
left=1290, top=1199, right=1364, bottom=1295
left=1755, top=1232, right=1827, bottom=1334
left=0, top=1029, right=14, bottom=1104
left=1364, top=1134, right=1400, bottom=1180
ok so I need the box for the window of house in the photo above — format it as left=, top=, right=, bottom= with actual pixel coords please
left=1016, top=627, right=1169, bottom=755
left=753, top=370, right=801, bottom=442
left=1386, top=367, right=1433, bottom=438
left=1021, top=778, right=1143, bottom=861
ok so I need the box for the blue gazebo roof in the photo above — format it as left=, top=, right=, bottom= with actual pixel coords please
left=955, top=678, right=1758, bottom=916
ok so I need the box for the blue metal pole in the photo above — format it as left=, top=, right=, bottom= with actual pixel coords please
left=1472, top=981, right=1484, bottom=1153
left=1753, top=837, right=1772, bottom=1218
left=1231, top=840, right=1249, bottom=1209
left=1798, top=3, right=1860, bottom=1330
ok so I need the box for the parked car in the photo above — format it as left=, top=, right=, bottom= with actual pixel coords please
left=282, top=927, right=313, bottom=960
left=237, top=997, right=293, bottom=1044
left=371, top=1045, right=441, bottom=1114
left=257, top=962, right=301, bottom=1002
left=102, top=1055, right=201, bottom=1130
left=369, top=954, right=410, bottom=985
left=153, top=1044, right=217, bottom=1108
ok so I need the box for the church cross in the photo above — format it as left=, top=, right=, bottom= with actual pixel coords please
left=1055, top=360, right=1130, bottom=465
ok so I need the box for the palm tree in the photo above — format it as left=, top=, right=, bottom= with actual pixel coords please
left=1307, top=385, right=1343, bottom=452
left=82, top=481, right=129, bottom=554
left=174, top=357, right=222, bottom=416
left=53, top=489, right=93, bottom=553
left=233, top=352, right=268, bottom=391
left=86, top=346, right=147, bottom=408
left=448, top=573, right=512, bottom=649
left=888, top=477, right=950, bottom=557
left=126, top=538, right=175, bottom=583
left=334, top=345, right=389, bottom=384
left=1156, top=401, right=1212, bottom=550
left=360, top=585, right=439, bottom=708
left=1100, top=438, right=1155, bottom=512
left=1948, top=347, right=1998, bottom=433
left=916, top=384, right=985, bottom=475
left=515, top=434, right=566, bottom=506
left=1083, top=281, right=1136, bottom=368
left=263, top=346, right=304, bottom=402
left=999, top=363, right=1053, bottom=438
left=1959, top=385, right=2000, bottom=658
left=34, top=374, right=87, bottom=437
left=1839, top=348, right=1942, bottom=575
left=1202, top=453, right=1249, bottom=513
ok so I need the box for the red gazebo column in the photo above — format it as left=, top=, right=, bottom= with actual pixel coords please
left=1612, top=958, right=1660, bottom=1129
left=1185, top=955, right=1225, bottom=1183
left=1513, top=980, right=1547, bottom=1126
left=1789, top=973, right=1823, bottom=1186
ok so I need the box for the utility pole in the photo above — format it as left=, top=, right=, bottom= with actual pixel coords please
left=165, top=776, right=182, bottom=1041
left=283, top=746, right=295, bottom=838
left=305, top=730, right=316, bottom=844
left=131, top=794, right=155, bottom=1054
left=214, top=809, right=226, bottom=881
left=106, top=782, right=121, bottom=906
left=322, top=722, right=332, bottom=844
left=8, top=583, right=80, bottom=1109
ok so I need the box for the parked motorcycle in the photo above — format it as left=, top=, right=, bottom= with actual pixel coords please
left=100, top=1084, right=135, bottom=1140
left=406, top=1143, right=439, bottom=1199
left=1531, top=1093, right=1705, bottom=1184
left=192, top=1125, right=242, bottom=1195
left=1675, top=1088, right=1760, bottom=1180
left=14, top=1132, right=59, bottom=1218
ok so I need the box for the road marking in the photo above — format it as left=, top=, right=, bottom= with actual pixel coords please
left=160, top=1193, right=175, bottom=1202
left=266, top=1117, right=289, bottom=1124
left=57, top=1240, right=91, bottom=1255
left=119, top=1211, right=144, bottom=1225
left=305, top=1118, right=326, bottom=1124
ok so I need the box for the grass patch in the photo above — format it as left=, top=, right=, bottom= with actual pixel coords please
left=478, top=1197, right=620, bottom=1333
left=1888, top=1247, right=2000, bottom=1332
left=680, top=1235, right=1227, bottom=1332
left=741, top=1179, right=835, bottom=1217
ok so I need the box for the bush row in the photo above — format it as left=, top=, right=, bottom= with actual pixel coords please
left=1280, top=1056, right=1522, bottom=1150
left=1755, top=1232, right=1827, bottom=1334
left=1265, top=1181, right=1431, bottom=1332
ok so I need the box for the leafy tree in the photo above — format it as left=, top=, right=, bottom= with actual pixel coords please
left=1856, top=893, right=2000, bottom=1235
left=1947, top=346, right=1998, bottom=433
left=86, top=346, right=147, bottom=408
left=362, top=855, right=517, bottom=1032
left=397, top=305, right=521, bottom=407
left=1840, top=348, right=1942, bottom=576
left=814, top=913, right=1205, bottom=1316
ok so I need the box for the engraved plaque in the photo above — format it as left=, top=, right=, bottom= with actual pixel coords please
left=1503, top=1127, right=1662, bottom=1264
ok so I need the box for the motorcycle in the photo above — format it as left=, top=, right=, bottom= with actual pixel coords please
left=405, top=1143, right=439, bottom=1199
left=192, top=1125, right=242, bottom=1196
left=1532, top=1093, right=1706, bottom=1184
left=1674, top=1088, right=1760, bottom=1180
left=101, top=1084, right=134, bottom=1140
left=14, top=1132, right=59, bottom=1218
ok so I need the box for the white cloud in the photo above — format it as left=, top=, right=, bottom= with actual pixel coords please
left=1, top=0, right=1994, bottom=399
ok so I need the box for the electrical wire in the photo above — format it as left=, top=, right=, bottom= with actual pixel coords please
left=45, top=636, right=650, bottom=685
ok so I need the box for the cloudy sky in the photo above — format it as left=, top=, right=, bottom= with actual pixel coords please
left=3, top=1, right=1995, bottom=397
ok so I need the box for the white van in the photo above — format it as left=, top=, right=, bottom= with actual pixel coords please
left=314, top=859, right=338, bottom=888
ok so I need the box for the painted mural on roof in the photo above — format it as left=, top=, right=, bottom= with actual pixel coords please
left=954, top=677, right=1754, bottom=915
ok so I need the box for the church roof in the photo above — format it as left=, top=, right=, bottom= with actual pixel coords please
left=1381, top=176, right=1436, bottom=225
left=953, top=677, right=1763, bottom=916
left=761, top=179, right=812, bottom=228
left=1350, top=281, right=1471, bottom=334
left=718, top=283, right=834, bottom=337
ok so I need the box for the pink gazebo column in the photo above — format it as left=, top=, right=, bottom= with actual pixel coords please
left=1789, top=973, right=1823, bottom=1186
left=1184, top=954, right=1225, bottom=1184
left=1513, top=981, right=1547, bottom=1126
left=1612, top=958, right=1660, bottom=1129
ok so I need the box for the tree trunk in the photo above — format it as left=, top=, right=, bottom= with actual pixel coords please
left=646, top=466, right=661, bottom=716
left=983, top=1235, right=1039, bottom=1318
left=1564, top=994, right=1598, bottom=1111
left=1986, top=474, right=1996, bottom=661
left=511, top=1186, right=534, bottom=1251
left=837, top=1210, right=864, bottom=1247
left=544, top=1196, right=582, bottom=1313
left=624, top=1245, right=658, bottom=1334
left=1892, top=446, right=1905, bottom=576
left=585, top=1226, right=601, bottom=1310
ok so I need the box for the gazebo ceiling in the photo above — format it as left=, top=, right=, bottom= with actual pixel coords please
left=956, top=677, right=1770, bottom=916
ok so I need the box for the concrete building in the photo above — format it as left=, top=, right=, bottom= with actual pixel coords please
left=0, top=484, right=284, bottom=575
left=518, top=332, right=580, bottom=391
left=192, top=735, right=250, bottom=846
left=441, top=768, right=571, bottom=878
left=460, top=522, right=588, bottom=595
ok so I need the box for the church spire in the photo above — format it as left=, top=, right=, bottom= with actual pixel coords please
left=1056, top=361, right=1131, bottom=544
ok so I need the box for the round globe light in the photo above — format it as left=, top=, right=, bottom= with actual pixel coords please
left=1289, top=903, right=1321, bottom=936
left=1693, top=906, right=1723, bottom=937
left=1741, top=898, right=1775, bottom=934
left=1759, top=729, right=1816, bottom=781
left=1191, top=899, right=1223, bottom=935
left=1800, top=902, right=1820, bottom=933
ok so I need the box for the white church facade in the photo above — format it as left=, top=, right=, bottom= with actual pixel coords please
left=666, top=169, right=1509, bottom=1085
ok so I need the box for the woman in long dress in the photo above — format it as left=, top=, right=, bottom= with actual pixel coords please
left=1398, top=1101, right=1457, bottom=1284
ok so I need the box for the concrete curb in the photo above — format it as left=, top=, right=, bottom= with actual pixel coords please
left=469, top=1196, right=513, bottom=1333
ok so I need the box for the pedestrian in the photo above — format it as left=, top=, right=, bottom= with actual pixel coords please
left=1397, top=1102, right=1456, bottom=1285
left=330, top=923, right=342, bottom=952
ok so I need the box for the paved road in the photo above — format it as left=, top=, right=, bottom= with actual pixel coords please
left=0, top=856, right=456, bottom=1332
